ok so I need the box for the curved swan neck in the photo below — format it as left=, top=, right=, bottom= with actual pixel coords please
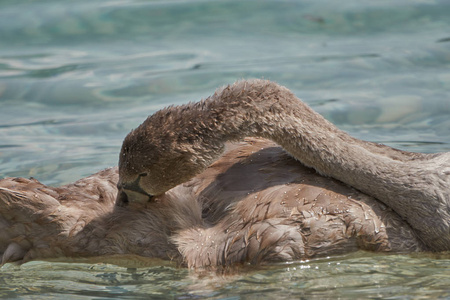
left=188, top=80, right=419, bottom=181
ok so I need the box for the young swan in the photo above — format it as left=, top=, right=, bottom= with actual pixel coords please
left=0, top=140, right=425, bottom=268
left=118, top=79, right=450, bottom=252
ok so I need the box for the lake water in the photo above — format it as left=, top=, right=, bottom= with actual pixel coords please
left=1, top=0, right=449, bottom=298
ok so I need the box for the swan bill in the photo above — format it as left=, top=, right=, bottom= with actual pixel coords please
left=115, top=188, right=154, bottom=206
left=115, top=172, right=155, bottom=206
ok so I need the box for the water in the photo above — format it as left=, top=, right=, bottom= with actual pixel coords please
left=0, top=0, right=449, bottom=298
left=1, top=253, right=450, bottom=299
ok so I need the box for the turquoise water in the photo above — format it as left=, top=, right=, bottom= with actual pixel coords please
left=0, top=0, right=449, bottom=298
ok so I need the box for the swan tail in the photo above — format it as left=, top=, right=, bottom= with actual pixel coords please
left=0, top=169, right=120, bottom=264
left=0, top=178, right=65, bottom=264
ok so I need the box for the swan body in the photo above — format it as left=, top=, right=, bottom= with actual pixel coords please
left=1, top=79, right=448, bottom=269
left=1, top=138, right=422, bottom=268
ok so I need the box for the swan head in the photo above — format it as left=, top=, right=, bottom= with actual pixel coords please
left=116, top=108, right=225, bottom=206
left=116, top=127, right=185, bottom=205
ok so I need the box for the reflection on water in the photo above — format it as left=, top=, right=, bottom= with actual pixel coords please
left=1, top=0, right=450, bottom=298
